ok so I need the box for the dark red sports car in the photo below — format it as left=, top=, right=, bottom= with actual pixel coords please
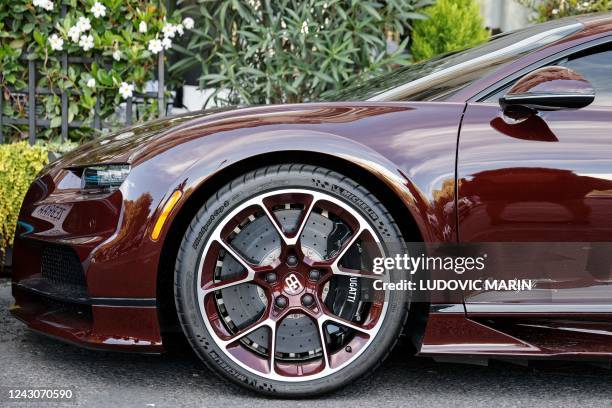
left=11, top=14, right=612, bottom=396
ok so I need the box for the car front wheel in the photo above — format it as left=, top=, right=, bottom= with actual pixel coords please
left=174, top=164, right=409, bottom=396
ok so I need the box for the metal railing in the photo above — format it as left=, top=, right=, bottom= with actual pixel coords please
left=0, top=4, right=166, bottom=145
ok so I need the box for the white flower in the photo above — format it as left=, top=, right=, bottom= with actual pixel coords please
left=34, top=0, right=54, bottom=11
left=247, top=0, right=261, bottom=10
left=139, top=21, right=147, bottom=33
left=176, top=23, right=184, bottom=36
left=161, top=37, right=172, bottom=50
left=79, top=34, right=94, bottom=51
left=77, top=16, right=91, bottom=32
left=48, top=34, right=63, bottom=51
left=182, top=17, right=194, bottom=30
left=112, top=49, right=121, bottom=61
left=118, top=82, right=134, bottom=99
left=147, top=38, right=163, bottom=54
left=583, top=1, right=590, bottom=6
left=300, top=20, right=309, bottom=34
left=280, top=20, right=286, bottom=29
left=68, top=26, right=81, bottom=42
left=86, top=78, right=96, bottom=88
left=323, top=2, right=328, bottom=9
left=552, top=8, right=559, bottom=14
left=162, top=23, right=176, bottom=38
left=91, top=2, right=106, bottom=18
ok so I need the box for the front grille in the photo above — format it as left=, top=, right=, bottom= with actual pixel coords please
left=41, top=245, right=86, bottom=288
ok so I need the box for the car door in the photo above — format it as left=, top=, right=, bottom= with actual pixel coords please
left=458, top=40, right=612, bottom=313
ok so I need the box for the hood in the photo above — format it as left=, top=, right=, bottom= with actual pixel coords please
left=46, top=101, right=434, bottom=172
left=47, top=107, right=235, bottom=170
left=47, top=103, right=359, bottom=170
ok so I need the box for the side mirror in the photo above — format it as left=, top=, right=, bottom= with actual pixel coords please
left=500, top=66, right=595, bottom=113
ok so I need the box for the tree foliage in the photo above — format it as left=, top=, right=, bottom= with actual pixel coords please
left=410, top=0, right=489, bottom=62
left=172, top=0, right=431, bottom=106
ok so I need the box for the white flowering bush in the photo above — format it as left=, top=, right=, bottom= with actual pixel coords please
left=518, top=0, right=612, bottom=21
left=0, top=0, right=191, bottom=142
left=172, top=0, right=430, bottom=106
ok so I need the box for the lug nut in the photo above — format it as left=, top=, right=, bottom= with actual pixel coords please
left=275, top=296, right=288, bottom=309
left=301, top=294, right=315, bottom=307
left=287, top=254, right=298, bottom=266
left=265, top=272, right=277, bottom=284
left=308, top=269, right=320, bottom=281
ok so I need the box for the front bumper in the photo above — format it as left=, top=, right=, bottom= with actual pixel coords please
left=11, top=171, right=164, bottom=353
left=11, top=283, right=162, bottom=353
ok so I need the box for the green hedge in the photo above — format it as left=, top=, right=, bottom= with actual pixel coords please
left=0, top=142, right=49, bottom=259
left=410, top=0, right=490, bottom=62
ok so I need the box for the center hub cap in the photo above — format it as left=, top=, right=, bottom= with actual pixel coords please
left=283, top=272, right=305, bottom=295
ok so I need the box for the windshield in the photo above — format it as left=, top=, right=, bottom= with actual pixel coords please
left=324, top=18, right=583, bottom=102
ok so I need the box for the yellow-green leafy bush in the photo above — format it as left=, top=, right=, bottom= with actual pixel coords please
left=410, top=0, right=490, bottom=61
left=0, top=142, right=49, bottom=258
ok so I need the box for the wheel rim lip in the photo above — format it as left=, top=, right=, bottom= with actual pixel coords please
left=195, top=187, right=391, bottom=382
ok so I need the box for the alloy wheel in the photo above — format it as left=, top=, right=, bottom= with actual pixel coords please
left=196, top=189, right=390, bottom=381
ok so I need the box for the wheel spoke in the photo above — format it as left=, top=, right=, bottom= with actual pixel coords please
left=219, top=317, right=274, bottom=347
left=215, top=238, right=258, bottom=274
left=268, top=319, right=277, bottom=375
left=202, top=273, right=254, bottom=296
left=258, top=196, right=317, bottom=246
left=332, top=265, right=383, bottom=279
left=317, top=319, right=330, bottom=370
left=307, top=227, right=365, bottom=270
left=201, top=237, right=268, bottom=296
left=334, top=227, right=365, bottom=264
left=320, top=312, right=373, bottom=336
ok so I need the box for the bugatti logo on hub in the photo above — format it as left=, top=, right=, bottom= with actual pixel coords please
left=284, top=274, right=303, bottom=295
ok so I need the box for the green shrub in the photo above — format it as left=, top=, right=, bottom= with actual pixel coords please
left=410, top=0, right=490, bottom=62
left=518, top=0, right=611, bottom=21
left=172, top=0, right=431, bottom=106
left=0, top=142, right=49, bottom=258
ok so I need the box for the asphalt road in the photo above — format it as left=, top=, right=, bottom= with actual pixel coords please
left=1, top=277, right=612, bottom=408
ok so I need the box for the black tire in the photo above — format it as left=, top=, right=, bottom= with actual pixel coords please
left=174, top=164, right=409, bottom=397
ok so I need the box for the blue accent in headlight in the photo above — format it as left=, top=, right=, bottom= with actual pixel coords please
left=81, top=165, right=130, bottom=191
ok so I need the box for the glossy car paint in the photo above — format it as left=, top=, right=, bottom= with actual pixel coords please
left=11, top=15, right=612, bottom=360
left=12, top=102, right=463, bottom=352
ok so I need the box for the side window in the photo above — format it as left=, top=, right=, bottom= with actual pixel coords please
left=483, top=43, right=612, bottom=106
left=559, top=47, right=612, bottom=106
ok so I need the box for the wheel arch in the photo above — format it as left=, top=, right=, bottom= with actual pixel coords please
left=156, top=150, right=429, bottom=347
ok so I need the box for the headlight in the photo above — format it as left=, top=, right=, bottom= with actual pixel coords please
left=81, top=164, right=130, bottom=191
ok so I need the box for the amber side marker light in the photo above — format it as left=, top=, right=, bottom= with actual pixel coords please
left=151, top=190, right=182, bottom=240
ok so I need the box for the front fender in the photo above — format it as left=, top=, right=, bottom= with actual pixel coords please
left=89, top=102, right=463, bottom=298
left=158, top=102, right=463, bottom=246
